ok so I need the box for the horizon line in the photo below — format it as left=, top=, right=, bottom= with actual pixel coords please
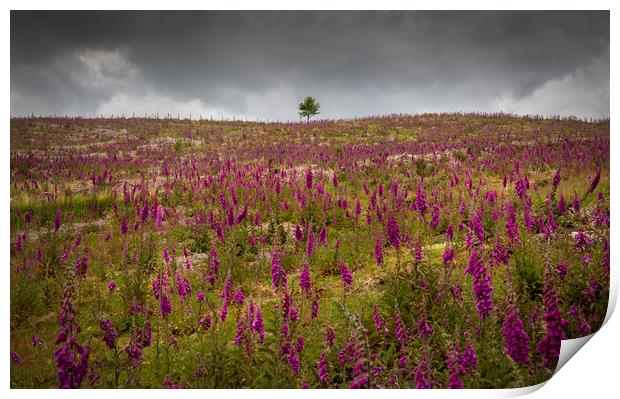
left=9, top=111, right=611, bottom=124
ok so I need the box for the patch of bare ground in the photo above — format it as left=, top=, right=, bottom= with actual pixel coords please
left=15, top=214, right=112, bottom=243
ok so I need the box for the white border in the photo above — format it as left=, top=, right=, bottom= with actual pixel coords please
left=3, top=2, right=616, bottom=398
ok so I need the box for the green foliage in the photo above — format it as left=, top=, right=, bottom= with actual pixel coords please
left=512, top=243, right=544, bottom=300
left=9, top=115, right=609, bottom=388
left=190, top=226, right=212, bottom=254
left=11, top=272, right=48, bottom=327
left=298, top=96, right=320, bottom=121
left=11, top=194, right=114, bottom=230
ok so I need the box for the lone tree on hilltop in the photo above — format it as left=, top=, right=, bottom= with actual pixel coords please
left=298, top=96, right=320, bottom=122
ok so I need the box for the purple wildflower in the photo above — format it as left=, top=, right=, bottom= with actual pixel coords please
left=306, top=225, right=315, bottom=257
left=601, top=237, right=610, bottom=276
left=373, top=304, right=389, bottom=334
left=54, top=288, right=90, bottom=388
left=75, top=253, right=88, bottom=278
left=446, top=343, right=464, bottom=389
left=198, top=314, right=211, bottom=329
left=515, top=178, right=528, bottom=198
left=11, top=349, right=21, bottom=364
left=325, top=326, right=336, bottom=347
left=163, top=375, right=181, bottom=389
left=219, top=301, right=228, bottom=322
left=556, top=262, right=568, bottom=278
left=289, top=351, right=301, bottom=375
left=319, top=225, right=328, bottom=246
left=557, top=195, right=567, bottom=214
left=299, top=261, right=311, bottom=295
left=505, top=203, right=520, bottom=245
left=465, top=233, right=475, bottom=249
left=414, top=354, right=432, bottom=389
left=430, top=206, right=440, bottom=229
left=574, top=230, right=594, bottom=250
left=221, top=272, right=233, bottom=303
left=252, top=307, right=265, bottom=344
left=473, top=264, right=494, bottom=320
left=99, top=319, right=117, bottom=350
left=416, top=181, right=427, bottom=216
left=552, top=169, right=561, bottom=189
left=208, top=244, right=220, bottom=284
left=393, top=309, right=408, bottom=343
left=163, top=247, right=170, bottom=264
left=153, top=273, right=168, bottom=299
left=417, top=315, right=433, bottom=338
left=442, top=244, right=455, bottom=265
left=485, top=190, right=498, bottom=204
left=317, top=352, right=330, bottom=382
left=413, top=238, right=423, bottom=264
left=385, top=213, right=401, bottom=250
left=585, top=168, right=601, bottom=197
left=445, top=223, right=454, bottom=241
left=459, top=342, right=478, bottom=373
left=350, top=373, right=369, bottom=389
left=501, top=306, right=530, bottom=365
left=159, top=293, right=172, bottom=318
left=339, top=261, right=353, bottom=290
left=537, top=275, right=568, bottom=369
left=236, top=203, right=247, bottom=224
left=355, top=199, right=362, bottom=218
left=296, top=335, right=305, bottom=353
left=491, top=240, right=509, bottom=266
left=465, top=248, right=483, bottom=277
left=15, top=234, right=23, bottom=253
left=120, top=216, right=128, bottom=234
left=271, top=249, right=284, bottom=290
left=572, top=194, right=581, bottom=212
left=295, top=224, right=303, bottom=241
left=305, top=168, right=313, bottom=190
left=311, top=294, right=319, bottom=319
left=233, top=289, right=245, bottom=305
left=469, top=212, right=485, bottom=243
left=281, top=321, right=290, bottom=340
left=155, top=207, right=164, bottom=227
left=233, top=318, right=245, bottom=345
left=399, top=347, right=409, bottom=371
left=176, top=274, right=192, bottom=300
left=281, top=291, right=292, bottom=320
left=32, top=335, right=43, bottom=347
left=290, top=306, right=299, bottom=322
left=569, top=306, right=592, bottom=337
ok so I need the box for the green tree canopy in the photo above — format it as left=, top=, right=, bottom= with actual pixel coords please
left=298, top=96, right=320, bottom=121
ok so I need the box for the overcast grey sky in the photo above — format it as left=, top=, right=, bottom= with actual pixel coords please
left=10, top=11, right=610, bottom=120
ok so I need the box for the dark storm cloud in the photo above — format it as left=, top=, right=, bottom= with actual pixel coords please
left=10, top=11, right=610, bottom=119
